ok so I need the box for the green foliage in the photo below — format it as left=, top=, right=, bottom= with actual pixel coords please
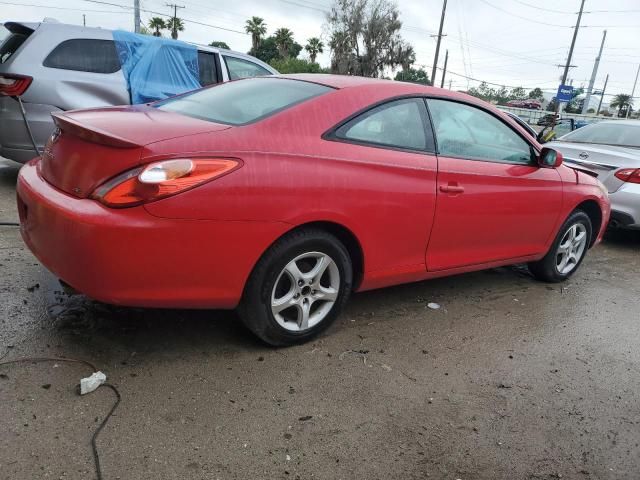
left=394, top=68, right=430, bottom=85
left=274, top=28, right=296, bottom=58
left=528, top=87, right=544, bottom=100
left=610, top=93, right=634, bottom=113
left=305, top=37, right=324, bottom=64
left=327, top=0, right=414, bottom=77
left=166, top=17, right=184, bottom=40
left=468, top=82, right=548, bottom=105
left=249, top=36, right=302, bottom=64
left=269, top=57, right=328, bottom=74
left=209, top=41, right=230, bottom=49
left=148, top=17, right=166, bottom=37
left=245, top=17, right=267, bottom=51
left=564, top=87, right=585, bottom=113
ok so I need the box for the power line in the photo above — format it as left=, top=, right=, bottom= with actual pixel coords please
left=510, top=0, right=576, bottom=15
left=81, top=0, right=248, bottom=34
left=0, top=0, right=127, bottom=12
left=476, top=0, right=574, bottom=27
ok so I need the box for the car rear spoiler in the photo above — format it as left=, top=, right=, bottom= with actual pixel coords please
left=52, top=112, right=142, bottom=149
left=3, top=22, right=38, bottom=35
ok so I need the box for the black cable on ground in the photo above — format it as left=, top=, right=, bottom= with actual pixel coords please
left=0, top=222, right=20, bottom=226
left=91, top=384, right=121, bottom=480
left=0, top=356, right=120, bottom=480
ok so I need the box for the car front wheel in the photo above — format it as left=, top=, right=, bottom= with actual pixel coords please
left=528, top=210, right=592, bottom=282
left=239, top=228, right=352, bottom=346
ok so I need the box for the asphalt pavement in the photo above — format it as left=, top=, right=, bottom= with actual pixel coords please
left=1, top=157, right=639, bottom=480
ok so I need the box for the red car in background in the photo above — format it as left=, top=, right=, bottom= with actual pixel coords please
left=506, top=99, right=542, bottom=110
left=17, top=75, right=610, bottom=345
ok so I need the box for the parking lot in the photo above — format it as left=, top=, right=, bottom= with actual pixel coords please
left=0, top=156, right=638, bottom=479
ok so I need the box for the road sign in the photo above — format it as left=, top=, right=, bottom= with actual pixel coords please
left=556, top=84, right=574, bottom=103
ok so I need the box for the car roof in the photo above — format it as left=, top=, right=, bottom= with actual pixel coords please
left=278, top=74, right=475, bottom=98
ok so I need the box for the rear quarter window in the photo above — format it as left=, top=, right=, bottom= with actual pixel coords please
left=0, top=33, right=28, bottom=64
left=43, top=39, right=120, bottom=73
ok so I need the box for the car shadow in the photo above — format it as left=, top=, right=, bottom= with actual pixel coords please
left=38, top=263, right=537, bottom=363
left=603, top=228, right=640, bottom=250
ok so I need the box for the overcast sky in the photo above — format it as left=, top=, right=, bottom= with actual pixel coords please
left=3, top=0, right=640, bottom=100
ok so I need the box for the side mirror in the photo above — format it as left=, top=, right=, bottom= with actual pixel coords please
left=539, top=147, right=563, bottom=168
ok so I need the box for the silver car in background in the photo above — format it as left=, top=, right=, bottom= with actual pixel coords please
left=0, top=20, right=277, bottom=163
left=546, top=120, right=640, bottom=230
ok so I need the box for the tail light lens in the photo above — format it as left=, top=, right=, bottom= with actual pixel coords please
left=0, top=74, right=33, bottom=96
left=92, top=158, right=241, bottom=208
left=614, top=168, right=640, bottom=184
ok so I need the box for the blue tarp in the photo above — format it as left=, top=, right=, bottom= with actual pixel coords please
left=113, top=30, right=201, bottom=104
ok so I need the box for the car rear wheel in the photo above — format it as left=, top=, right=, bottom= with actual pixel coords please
left=238, top=228, right=352, bottom=346
left=528, top=210, right=592, bottom=282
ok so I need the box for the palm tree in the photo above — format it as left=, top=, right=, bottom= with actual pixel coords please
left=274, top=28, right=295, bottom=59
left=305, top=37, right=324, bottom=64
left=398, top=44, right=415, bottom=72
left=148, top=17, right=166, bottom=37
left=610, top=93, right=633, bottom=115
left=166, top=17, right=184, bottom=40
left=245, top=16, right=267, bottom=51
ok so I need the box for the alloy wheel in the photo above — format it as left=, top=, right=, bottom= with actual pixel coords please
left=271, top=251, right=340, bottom=332
left=555, top=223, right=588, bottom=275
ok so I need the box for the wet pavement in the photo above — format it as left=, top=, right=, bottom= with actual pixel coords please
left=1, top=157, right=639, bottom=480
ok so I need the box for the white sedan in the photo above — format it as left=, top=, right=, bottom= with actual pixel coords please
left=546, top=120, right=640, bottom=230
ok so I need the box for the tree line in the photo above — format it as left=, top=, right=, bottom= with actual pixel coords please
left=144, top=0, right=635, bottom=115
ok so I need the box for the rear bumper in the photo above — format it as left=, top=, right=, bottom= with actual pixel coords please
left=610, top=182, right=640, bottom=229
left=17, top=161, right=290, bottom=309
left=0, top=98, right=60, bottom=163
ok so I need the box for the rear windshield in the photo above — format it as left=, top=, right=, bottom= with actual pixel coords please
left=156, top=77, right=333, bottom=125
left=0, top=33, right=28, bottom=64
left=560, top=122, right=640, bottom=148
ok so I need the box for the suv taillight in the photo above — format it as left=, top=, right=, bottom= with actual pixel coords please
left=614, top=168, right=640, bottom=184
left=0, top=74, right=33, bottom=96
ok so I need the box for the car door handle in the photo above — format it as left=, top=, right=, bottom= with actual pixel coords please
left=439, top=184, right=465, bottom=194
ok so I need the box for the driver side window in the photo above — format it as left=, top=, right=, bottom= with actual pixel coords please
left=427, top=99, right=534, bottom=164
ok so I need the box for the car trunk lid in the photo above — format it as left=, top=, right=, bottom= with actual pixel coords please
left=549, top=141, right=640, bottom=192
left=40, top=105, right=231, bottom=198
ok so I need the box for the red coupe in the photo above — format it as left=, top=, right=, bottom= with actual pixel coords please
left=17, top=75, right=610, bottom=345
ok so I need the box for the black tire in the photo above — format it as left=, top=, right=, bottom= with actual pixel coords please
left=528, top=210, right=592, bottom=283
left=238, top=228, right=353, bottom=346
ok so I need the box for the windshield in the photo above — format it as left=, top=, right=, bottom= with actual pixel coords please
left=559, top=122, right=640, bottom=148
left=156, top=77, right=333, bottom=125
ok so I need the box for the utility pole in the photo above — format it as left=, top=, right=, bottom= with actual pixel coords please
left=448, top=79, right=452, bottom=90
left=555, top=0, right=586, bottom=120
left=596, top=74, right=608, bottom=115
left=83, top=14, right=86, bottom=27
left=582, top=29, right=606, bottom=115
left=625, top=64, right=640, bottom=118
left=440, top=49, right=448, bottom=89
left=134, top=0, right=140, bottom=33
left=166, top=3, right=185, bottom=40
left=431, top=0, right=447, bottom=88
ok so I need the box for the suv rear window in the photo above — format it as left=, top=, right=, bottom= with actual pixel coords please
left=156, top=77, right=333, bottom=125
left=0, top=33, right=28, bottom=64
left=43, top=39, right=120, bottom=73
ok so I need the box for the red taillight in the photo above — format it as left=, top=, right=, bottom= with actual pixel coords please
left=614, top=168, right=640, bottom=184
left=91, top=158, right=241, bottom=208
left=0, top=74, right=33, bottom=96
